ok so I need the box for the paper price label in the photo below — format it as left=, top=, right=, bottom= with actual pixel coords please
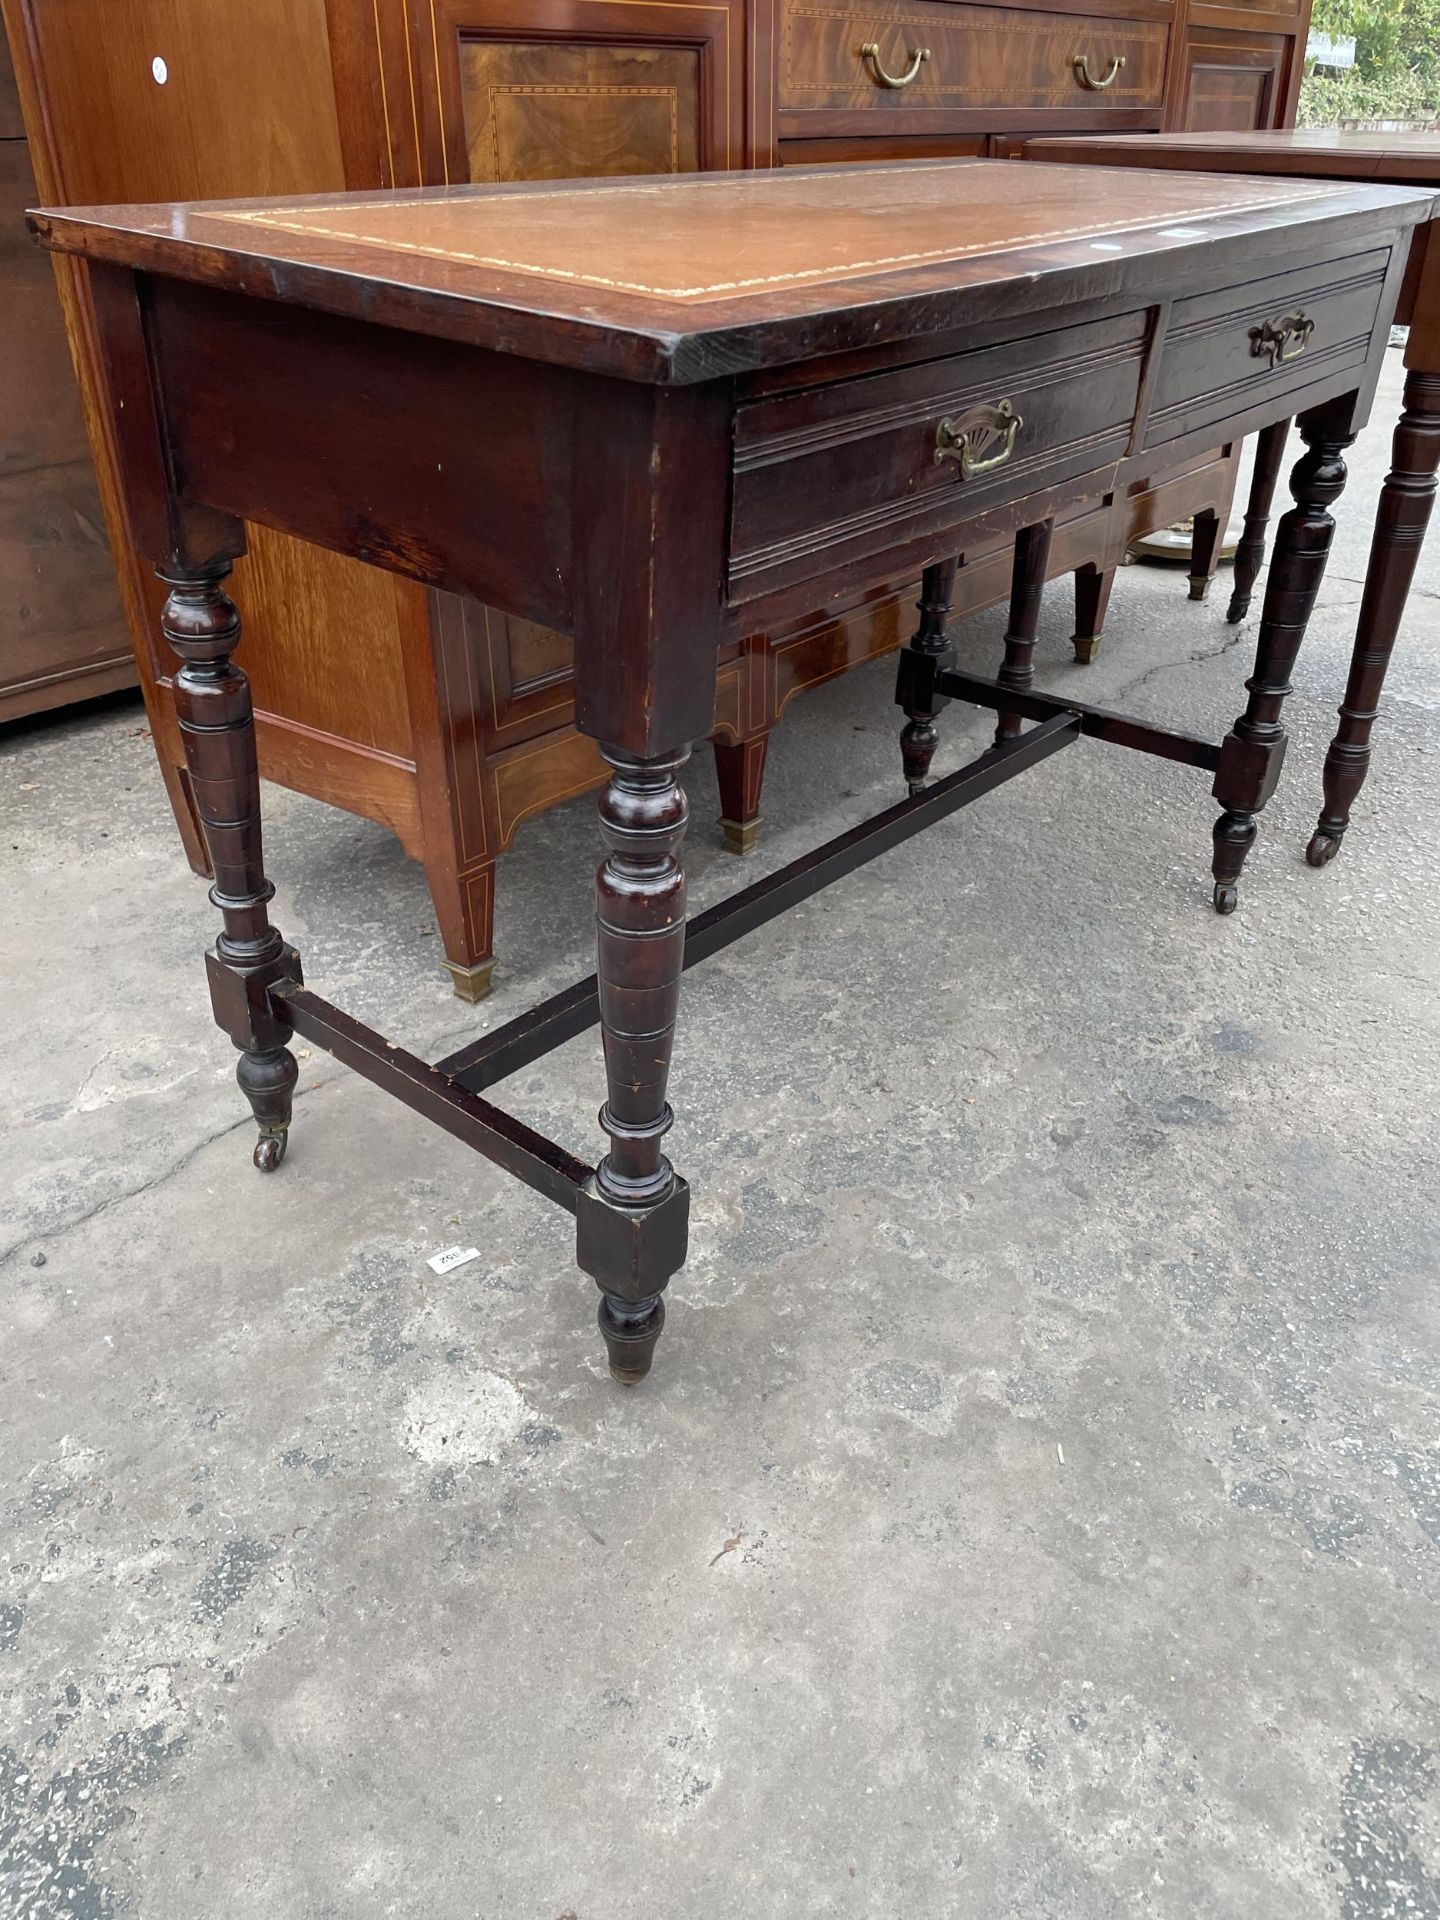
left=426, top=1245, right=481, bottom=1276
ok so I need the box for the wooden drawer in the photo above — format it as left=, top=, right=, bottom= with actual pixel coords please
left=729, top=310, right=1147, bottom=602
left=779, top=0, right=1168, bottom=122
left=1143, top=248, right=1391, bottom=449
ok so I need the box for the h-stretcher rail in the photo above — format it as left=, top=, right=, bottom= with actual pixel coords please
left=263, top=709, right=1086, bottom=1207
left=270, top=676, right=1224, bottom=1187
left=256, top=664, right=1229, bottom=1247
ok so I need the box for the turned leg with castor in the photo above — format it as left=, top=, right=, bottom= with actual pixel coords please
left=995, top=520, right=1054, bottom=744
left=893, top=559, right=959, bottom=793
left=1211, top=406, right=1355, bottom=915
left=1071, top=561, right=1113, bottom=664
left=714, top=731, right=770, bottom=855
left=162, top=562, right=305, bottom=1170
left=574, top=746, right=692, bottom=1383
left=1188, top=507, right=1224, bottom=602
left=1307, top=368, right=1440, bottom=869
left=1227, top=419, right=1290, bottom=624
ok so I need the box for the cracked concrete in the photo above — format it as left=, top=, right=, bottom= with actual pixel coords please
left=2, top=349, right=1438, bottom=1917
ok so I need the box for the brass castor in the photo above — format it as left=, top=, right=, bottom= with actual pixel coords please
left=1188, top=573, right=1213, bottom=602
left=1071, top=632, right=1103, bottom=665
left=1213, top=882, right=1238, bottom=916
left=1306, top=828, right=1343, bottom=869
left=598, top=1294, right=665, bottom=1385
left=253, top=1129, right=289, bottom=1173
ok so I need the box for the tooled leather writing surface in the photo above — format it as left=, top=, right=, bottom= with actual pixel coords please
left=129, top=160, right=1343, bottom=301
left=204, top=160, right=1351, bottom=300
left=33, top=159, right=1433, bottom=381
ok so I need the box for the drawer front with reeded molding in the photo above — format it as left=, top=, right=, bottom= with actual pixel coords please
left=729, top=311, right=1148, bottom=603
left=1144, top=248, right=1391, bottom=448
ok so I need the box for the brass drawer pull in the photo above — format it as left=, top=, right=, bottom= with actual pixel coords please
left=1072, top=52, right=1126, bottom=90
left=935, top=399, right=1023, bottom=480
left=860, top=41, right=930, bottom=88
left=1250, top=310, right=1315, bottom=367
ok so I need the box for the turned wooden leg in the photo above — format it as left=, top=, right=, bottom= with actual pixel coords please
left=995, top=520, right=1054, bottom=744
left=1227, top=420, right=1290, bottom=624
left=1071, top=561, right=1114, bottom=664
left=161, top=561, right=304, bottom=1170
left=1188, top=507, right=1224, bottom=602
left=895, top=558, right=959, bottom=793
left=1308, top=368, right=1440, bottom=868
left=574, top=746, right=691, bottom=1384
left=1211, top=407, right=1356, bottom=915
left=714, top=731, right=770, bottom=855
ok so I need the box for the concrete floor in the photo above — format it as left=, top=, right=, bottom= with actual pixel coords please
left=3, top=349, right=1439, bottom=1919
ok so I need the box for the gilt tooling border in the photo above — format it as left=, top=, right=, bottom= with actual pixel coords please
left=213, top=161, right=1346, bottom=302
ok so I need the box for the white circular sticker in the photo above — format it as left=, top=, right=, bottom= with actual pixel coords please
left=151, top=55, right=168, bottom=84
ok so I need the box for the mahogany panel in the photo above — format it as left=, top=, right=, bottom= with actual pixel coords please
left=145, top=275, right=580, bottom=625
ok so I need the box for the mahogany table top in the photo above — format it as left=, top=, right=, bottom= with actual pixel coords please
left=28, top=158, right=1430, bottom=383
left=1023, top=129, right=1440, bottom=186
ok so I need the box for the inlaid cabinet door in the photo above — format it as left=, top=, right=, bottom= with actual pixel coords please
left=408, top=0, right=754, bottom=184
left=1174, top=28, right=1293, bottom=131
left=460, top=39, right=704, bottom=179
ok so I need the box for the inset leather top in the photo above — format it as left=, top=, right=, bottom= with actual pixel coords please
left=30, top=158, right=1435, bottom=384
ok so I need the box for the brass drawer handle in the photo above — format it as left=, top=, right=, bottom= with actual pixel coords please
left=1072, top=52, right=1126, bottom=90
left=935, top=399, right=1023, bottom=480
left=860, top=41, right=930, bottom=88
left=1250, top=310, right=1315, bottom=367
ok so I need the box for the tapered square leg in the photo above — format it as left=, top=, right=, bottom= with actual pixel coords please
left=1211, top=407, right=1355, bottom=914
left=714, top=731, right=770, bottom=855
left=1227, top=419, right=1290, bottom=624
left=162, top=562, right=305, bottom=1169
left=1188, top=507, right=1224, bottom=602
left=1308, top=368, right=1440, bottom=868
left=578, top=745, right=692, bottom=1382
left=1071, top=561, right=1113, bottom=664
